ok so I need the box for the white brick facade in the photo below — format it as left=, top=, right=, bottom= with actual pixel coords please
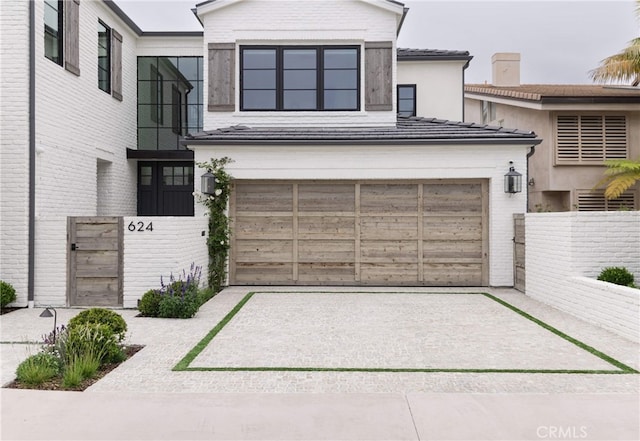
left=525, top=212, right=640, bottom=342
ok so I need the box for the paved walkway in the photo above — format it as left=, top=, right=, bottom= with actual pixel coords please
left=1, top=287, right=639, bottom=440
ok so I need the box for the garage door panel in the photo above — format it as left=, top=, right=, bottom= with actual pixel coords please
left=361, top=184, right=418, bottom=213
left=423, top=240, right=482, bottom=259
left=361, top=216, right=418, bottom=240
left=234, top=263, right=294, bottom=283
left=235, top=240, right=293, bottom=263
left=361, top=240, right=418, bottom=263
left=298, top=184, right=355, bottom=212
left=424, top=183, right=483, bottom=213
left=423, top=216, right=482, bottom=240
left=360, top=263, right=419, bottom=283
left=231, top=180, right=487, bottom=286
left=235, top=216, right=293, bottom=239
left=299, top=240, right=355, bottom=262
left=235, top=183, right=293, bottom=212
left=423, top=263, right=482, bottom=286
left=298, top=216, right=355, bottom=239
left=298, top=263, right=355, bottom=282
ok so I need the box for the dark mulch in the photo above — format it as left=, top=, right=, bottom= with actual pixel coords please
left=4, top=345, right=144, bottom=391
left=0, top=307, right=25, bottom=315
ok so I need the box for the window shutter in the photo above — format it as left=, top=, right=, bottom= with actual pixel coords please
left=577, top=191, right=636, bottom=211
left=111, top=29, right=123, bottom=101
left=556, top=115, right=627, bottom=164
left=208, top=43, right=235, bottom=112
left=64, top=0, right=80, bottom=76
left=365, top=41, right=393, bottom=111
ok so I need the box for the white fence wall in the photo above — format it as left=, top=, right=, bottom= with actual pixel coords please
left=526, top=212, right=640, bottom=342
left=123, top=217, right=209, bottom=308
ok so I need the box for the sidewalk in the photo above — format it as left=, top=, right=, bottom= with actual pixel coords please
left=1, top=287, right=639, bottom=440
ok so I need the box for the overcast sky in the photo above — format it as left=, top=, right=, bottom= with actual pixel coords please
left=114, top=0, right=639, bottom=84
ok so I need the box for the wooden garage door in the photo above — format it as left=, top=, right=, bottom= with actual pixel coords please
left=230, top=180, right=488, bottom=286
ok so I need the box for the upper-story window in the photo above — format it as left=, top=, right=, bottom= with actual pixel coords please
left=556, top=114, right=627, bottom=164
left=98, top=21, right=111, bottom=93
left=138, top=57, right=203, bottom=150
left=397, top=85, right=416, bottom=117
left=240, top=46, right=360, bottom=111
left=481, top=100, right=496, bottom=124
left=44, top=0, right=63, bottom=65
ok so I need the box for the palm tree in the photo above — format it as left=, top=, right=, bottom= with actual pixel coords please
left=595, top=159, right=640, bottom=200
left=589, top=1, right=640, bottom=86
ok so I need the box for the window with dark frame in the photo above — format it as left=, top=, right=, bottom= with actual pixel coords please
left=397, top=84, right=416, bottom=117
left=44, top=0, right=63, bottom=65
left=137, top=57, right=203, bottom=150
left=97, top=21, right=111, bottom=93
left=241, top=46, right=360, bottom=111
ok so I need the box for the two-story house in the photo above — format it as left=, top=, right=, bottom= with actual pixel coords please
left=465, top=53, right=640, bottom=212
left=1, top=0, right=540, bottom=308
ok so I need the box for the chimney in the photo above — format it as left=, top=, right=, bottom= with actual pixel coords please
left=491, top=52, right=520, bottom=87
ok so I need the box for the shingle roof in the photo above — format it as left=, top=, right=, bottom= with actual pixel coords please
left=398, top=48, right=472, bottom=62
left=465, top=84, right=640, bottom=104
left=183, top=116, right=540, bottom=146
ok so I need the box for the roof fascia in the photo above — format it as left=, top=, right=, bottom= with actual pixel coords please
left=103, top=0, right=143, bottom=35
left=196, top=0, right=244, bottom=17
left=182, top=138, right=541, bottom=147
left=465, top=92, right=640, bottom=109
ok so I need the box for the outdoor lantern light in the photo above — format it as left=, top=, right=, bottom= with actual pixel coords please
left=201, top=171, right=216, bottom=195
left=504, top=161, right=522, bottom=194
left=39, top=307, right=57, bottom=343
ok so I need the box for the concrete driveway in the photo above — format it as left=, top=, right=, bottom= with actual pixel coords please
left=1, top=287, right=639, bottom=440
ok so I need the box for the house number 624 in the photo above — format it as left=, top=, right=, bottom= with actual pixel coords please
left=128, top=221, right=153, bottom=232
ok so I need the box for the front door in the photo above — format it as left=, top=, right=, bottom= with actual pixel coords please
left=137, top=161, right=194, bottom=216
left=68, top=217, right=123, bottom=306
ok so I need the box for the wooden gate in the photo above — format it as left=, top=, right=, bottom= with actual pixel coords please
left=513, top=214, right=525, bottom=292
left=67, top=217, right=123, bottom=306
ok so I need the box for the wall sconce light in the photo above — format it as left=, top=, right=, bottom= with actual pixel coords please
left=39, top=307, right=57, bottom=343
left=504, top=161, right=522, bottom=194
left=201, top=171, right=216, bottom=195
left=528, top=178, right=535, bottom=187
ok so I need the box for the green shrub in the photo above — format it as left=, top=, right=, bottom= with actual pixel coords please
left=197, top=287, right=216, bottom=306
left=597, top=267, right=636, bottom=287
left=68, top=308, right=127, bottom=342
left=62, top=363, right=84, bottom=389
left=61, top=323, right=124, bottom=365
left=16, top=352, right=61, bottom=385
left=158, top=291, right=199, bottom=319
left=1, top=280, right=17, bottom=308
left=138, top=289, right=162, bottom=317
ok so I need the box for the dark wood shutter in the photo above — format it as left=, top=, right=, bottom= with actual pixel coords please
left=208, top=43, right=235, bottom=112
left=64, top=0, right=80, bottom=76
left=365, top=41, right=393, bottom=111
left=111, top=29, right=123, bottom=101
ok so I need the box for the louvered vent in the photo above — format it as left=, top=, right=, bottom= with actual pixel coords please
left=556, top=115, right=627, bottom=164
left=577, top=191, right=636, bottom=211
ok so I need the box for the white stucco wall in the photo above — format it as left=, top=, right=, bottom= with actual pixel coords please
left=123, top=216, right=209, bottom=308
left=199, top=0, right=403, bottom=129
left=397, top=60, right=465, bottom=121
left=526, top=212, right=640, bottom=342
left=0, top=0, right=30, bottom=303
left=192, top=143, right=530, bottom=287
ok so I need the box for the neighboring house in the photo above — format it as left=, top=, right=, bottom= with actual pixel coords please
left=0, top=1, right=540, bottom=308
left=465, top=53, right=640, bottom=212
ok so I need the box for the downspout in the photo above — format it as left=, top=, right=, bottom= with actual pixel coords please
left=526, top=145, right=536, bottom=213
left=28, top=0, right=36, bottom=308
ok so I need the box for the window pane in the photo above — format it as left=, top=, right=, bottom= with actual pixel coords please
left=324, top=49, right=357, bottom=68
left=283, top=91, right=316, bottom=109
left=177, top=57, right=198, bottom=81
left=324, top=90, right=357, bottom=110
left=138, top=128, right=158, bottom=150
left=398, top=87, right=414, bottom=99
left=138, top=81, right=153, bottom=103
left=243, top=70, right=276, bottom=89
left=243, top=49, right=276, bottom=68
left=137, top=57, right=156, bottom=81
left=137, top=105, right=157, bottom=127
left=243, top=90, right=276, bottom=110
left=140, top=166, right=152, bottom=186
left=398, top=100, right=414, bottom=112
left=44, top=2, right=59, bottom=32
left=158, top=128, right=180, bottom=150
left=283, top=49, right=317, bottom=68
left=284, top=70, right=317, bottom=89
left=324, top=70, right=357, bottom=89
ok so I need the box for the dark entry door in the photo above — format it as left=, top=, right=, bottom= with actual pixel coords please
left=137, top=161, right=194, bottom=216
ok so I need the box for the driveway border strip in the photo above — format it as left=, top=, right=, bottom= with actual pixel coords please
left=173, top=291, right=638, bottom=374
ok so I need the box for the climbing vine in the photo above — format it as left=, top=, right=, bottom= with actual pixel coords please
left=194, top=157, right=233, bottom=293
